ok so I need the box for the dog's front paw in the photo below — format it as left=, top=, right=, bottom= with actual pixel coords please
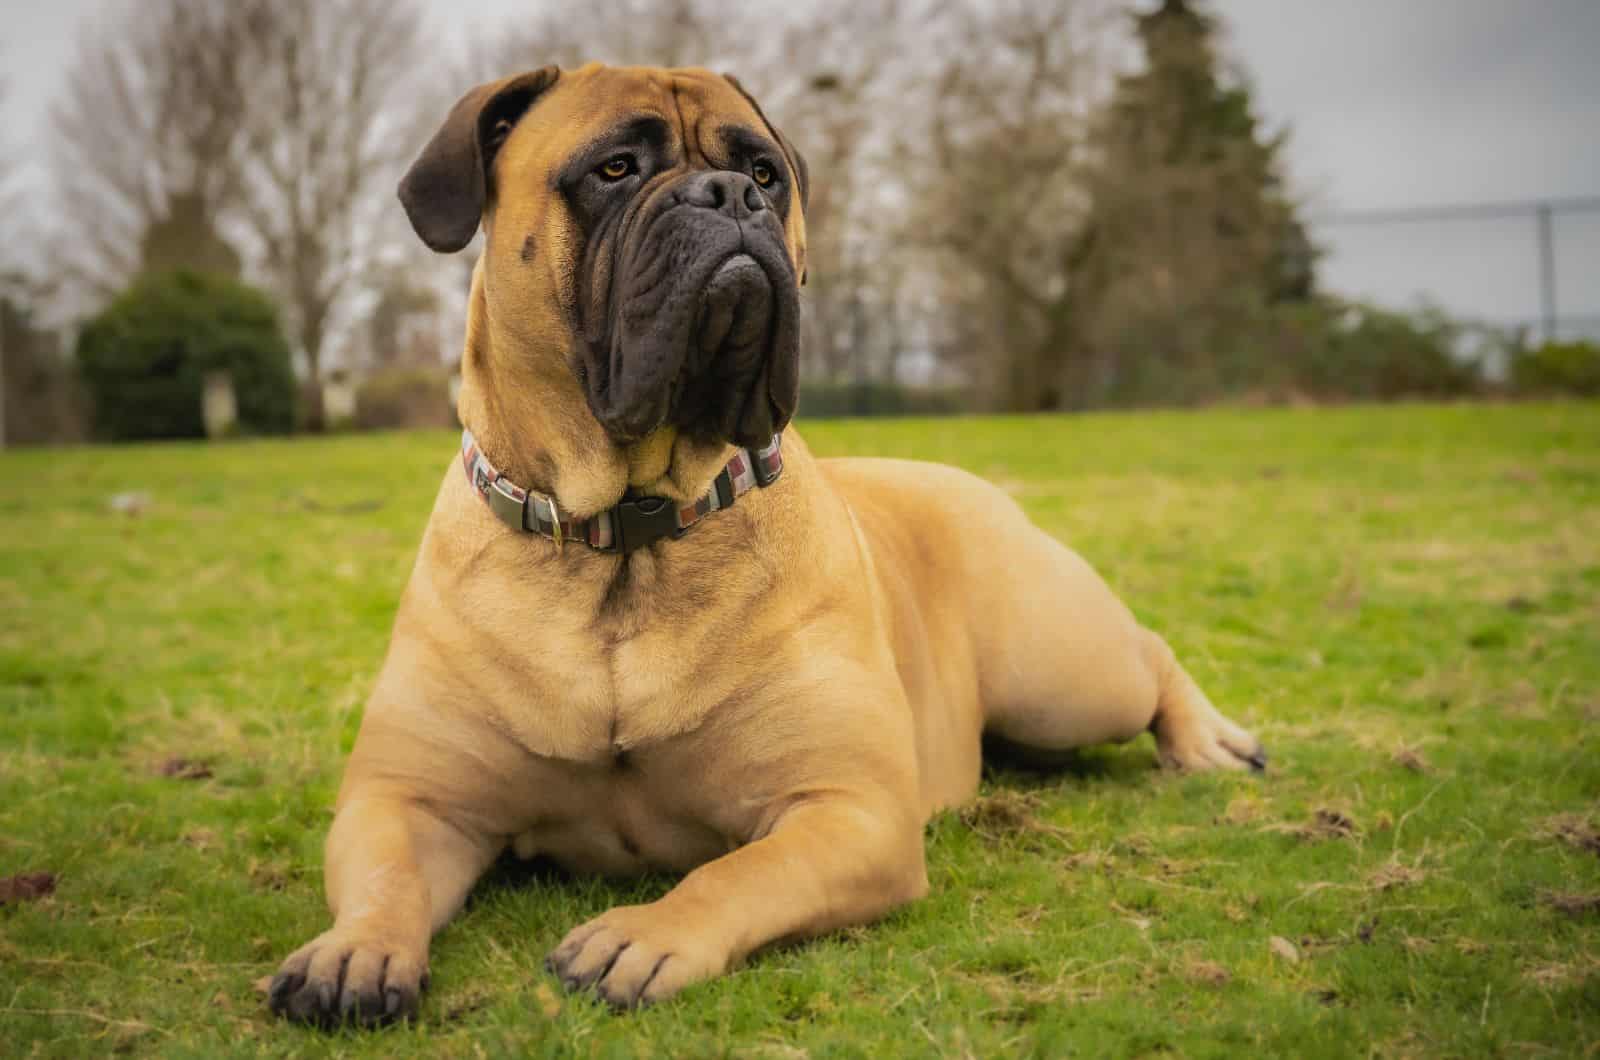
left=547, top=903, right=726, bottom=1009
left=268, top=929, right=429, bottom=1028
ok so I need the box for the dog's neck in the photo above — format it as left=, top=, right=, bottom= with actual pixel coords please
left=455, top=267, right=736, bottom=519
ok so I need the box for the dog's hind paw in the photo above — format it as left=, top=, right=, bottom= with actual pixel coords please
left=1154, top=699, right=1265, bottom=773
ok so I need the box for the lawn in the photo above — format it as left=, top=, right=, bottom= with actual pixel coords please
left=1, top=403, right=1597, bottom=1058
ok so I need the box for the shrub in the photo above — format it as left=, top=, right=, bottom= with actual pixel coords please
left=354, top=367, right=457, bottom=431
left=1296, top=302, right=1485, bottom=399
left=1212, top=299, right=1486, bottom=403
left=76, top=269, right=296, bottom=440
left=1060, top=297, right=1488, bottom=410
left=1512, top=339, right=1600, bottom=397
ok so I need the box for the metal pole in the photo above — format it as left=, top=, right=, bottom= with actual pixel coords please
left=0, top=300, right=8, bottom=450
left=1536, top=202, right=1557, bottom=343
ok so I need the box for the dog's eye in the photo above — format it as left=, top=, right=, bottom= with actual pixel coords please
left=597, top=156, right=635, bottom=181
left=751, top=161, right=776, bottom=188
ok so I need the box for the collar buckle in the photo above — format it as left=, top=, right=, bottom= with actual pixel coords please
left=613, top=496, right=679, bottom=555
left=486, top=476, right=527, bottom=531
left=547, top=494, right=564, bottom=552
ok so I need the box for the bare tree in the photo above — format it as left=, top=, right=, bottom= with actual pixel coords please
left=903, top=0, right=1117, bottom=410
left=765, top=0, right=911, bottom=387
left=49, top=0, right=253, bottom=300
left=468, top=0, right=757, bottom=76
left=48, top=0, right=424, bottom=411
left=226, top=0, right=424, bottom=400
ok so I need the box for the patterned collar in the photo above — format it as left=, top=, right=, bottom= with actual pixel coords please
left=460, top=429, right=783, bottom=555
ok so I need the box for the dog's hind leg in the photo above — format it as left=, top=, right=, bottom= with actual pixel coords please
left=968, top=514, right=1264, bottom=772
left=1141, top=631, right=1267, bottom=771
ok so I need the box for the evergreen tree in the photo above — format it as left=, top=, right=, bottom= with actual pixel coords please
left=1067, top=0, right=1314, bottom=404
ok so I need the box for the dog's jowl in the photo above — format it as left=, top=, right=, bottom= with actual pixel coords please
left=267, top=62, right=1264, bottom=1026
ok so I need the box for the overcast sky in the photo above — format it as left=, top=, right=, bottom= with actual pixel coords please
left=3, top=0, right=1597, bottom=334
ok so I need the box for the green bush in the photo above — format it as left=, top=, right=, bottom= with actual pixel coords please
left=76, top=269, right=296, bottom=440
left=1060, top=297, right=1488, bottom=410
left=354, top=367, right=457, bottom=431
left=1294, top=301, right=1485, bottom=399
left=1209, top=299, right=1487, bottom=403
left=1512, top=339, right=1600, bottom=397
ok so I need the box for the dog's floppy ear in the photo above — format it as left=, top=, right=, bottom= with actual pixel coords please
left=398, top=66, right=561, bottom=253
left=722, top=73, right=809, bottom=212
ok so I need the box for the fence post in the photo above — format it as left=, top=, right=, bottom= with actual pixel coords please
left=202, top=372, right=238, bottom=439
left=0, top=307, right=7, bottom=450
left=1536, top=202, right=1557, bottom=343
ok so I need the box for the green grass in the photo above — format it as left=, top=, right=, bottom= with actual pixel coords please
left=2, top=403, right=1597, bottom=1058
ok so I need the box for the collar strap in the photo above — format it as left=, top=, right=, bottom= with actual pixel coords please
left=461, top=429, right=783, bottom=555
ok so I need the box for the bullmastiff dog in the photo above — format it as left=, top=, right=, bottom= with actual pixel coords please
left=268, top=62, right=1265, bottom=1026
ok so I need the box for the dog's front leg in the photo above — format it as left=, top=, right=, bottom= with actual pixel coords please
left=269, top=793, right=499, bottom=1026
left=548, top=795, right=927, bottom=1008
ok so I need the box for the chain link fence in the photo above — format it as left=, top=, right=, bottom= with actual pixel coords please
left=1311, top=196, right=1600, bottom=368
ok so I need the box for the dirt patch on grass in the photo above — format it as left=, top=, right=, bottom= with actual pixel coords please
left=960, top=791, right=1067, bottom=843
left=248, top=860, right=299, bottom=892
left=1184, top=959, right=1231, bottom=986
left=959, top=963, right=1119, bottom=1010
left=182, top=828, right=219, bottom=850
left=0, top=872, right=57, bottom=904
left=1061, top=848, right=1113, bottom=872
left=1541, top=891, right=1600, bottom=918
left=1525, top=952, right=1600, bottom=989
left=1367, top=859, right=1427, bottom=892
left=1536, top=813, right=1600, bottom=856
left=1261, top=808, right=1359, bottom=843
left=155, top=756, right=214, bottom=780
left=1390, top=744, right=1432, bottom=774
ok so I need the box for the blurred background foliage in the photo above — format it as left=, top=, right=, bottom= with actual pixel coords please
left=0, top=0, right=1594, bottom=444
left=75, top=270, right=296, bottom=440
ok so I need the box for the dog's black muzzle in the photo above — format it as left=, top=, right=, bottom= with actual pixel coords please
left=582, top=170, right=800, bottom=449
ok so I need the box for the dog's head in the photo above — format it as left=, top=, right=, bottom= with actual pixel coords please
left=401, top=64, right=808, bottom=455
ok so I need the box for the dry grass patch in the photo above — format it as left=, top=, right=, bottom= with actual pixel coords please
left=1367, top=858, right=1428, bottom=892
left=1536, top=812, right=1600, bottom=856
left=1261, top=807, right=1360, bottom=843
left=1183, top=959, right=1232, bottom=986
left=1541, top=891, right=1600, bottom=918
left=1389, top=743, right=1433, bottom=774
left=959, top=791, right=1069, bottom=843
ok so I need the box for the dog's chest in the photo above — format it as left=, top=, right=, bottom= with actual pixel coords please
left=473, top=617, right=734, bottom=767
left=479, top=624, right=756, bottom=875
left=507, top=749, right=736, bottom=875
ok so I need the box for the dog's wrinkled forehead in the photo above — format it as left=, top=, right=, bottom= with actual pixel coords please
left=500, top=67, right=772, bottom=191
left=398, top=63, right=808, bottom=260
left=488, top=65, right=807, bottom=256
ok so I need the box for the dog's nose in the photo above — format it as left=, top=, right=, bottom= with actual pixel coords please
left=681, top=171, right=767, bottom=219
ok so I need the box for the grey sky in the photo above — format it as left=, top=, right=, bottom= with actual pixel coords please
left=4, top=0, right=1598, bottom=333
left=1214, top=0, right=1600, bottom=335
